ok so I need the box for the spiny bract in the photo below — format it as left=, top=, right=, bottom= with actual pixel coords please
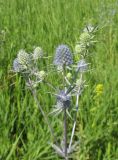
left=77, top=59, right=88, bottom=72
left=57, top=90, right=71, bottom=108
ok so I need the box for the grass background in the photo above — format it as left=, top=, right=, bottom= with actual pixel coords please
left=0, top=0, right=118, bottom=159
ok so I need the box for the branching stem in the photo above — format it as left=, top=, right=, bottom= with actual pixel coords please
left=68, top=74, right=83, bottom=151
left=28, top=78, right=58, bottom=144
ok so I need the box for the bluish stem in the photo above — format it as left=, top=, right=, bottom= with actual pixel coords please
left=68, top=74, right=83, bottom=151
left=64, top=108, right=68, bottom=159
left=28, top=78, right=57, bottom=144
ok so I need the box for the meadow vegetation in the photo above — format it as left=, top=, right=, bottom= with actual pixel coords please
left=0, top=0, right=118, bottom=159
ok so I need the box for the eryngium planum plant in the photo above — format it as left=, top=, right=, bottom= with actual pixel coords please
left=12, top=25, right=98, bottom=160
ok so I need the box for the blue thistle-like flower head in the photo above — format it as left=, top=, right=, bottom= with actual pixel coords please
left=13, top=58, right=27, bottom=72
left=57, top=90, right=71, bottom=108
left=53, top=44, right=73, bottom=67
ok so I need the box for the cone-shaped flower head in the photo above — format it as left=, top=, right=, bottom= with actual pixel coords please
left=77, top=59, right=88, bottom=72
left=35, top=70, right=46, bottom=81
left=13, top=58, right=27, bottom=72
left=80, top=32, right=91, bottom=44
left=53, top=44, right=73, bottom=67
left=17, top=49, right=30, bottom=65
left=75, top=44, right=86, bottom=54
left=57, top=90, right=71, bottom=108
left=33, top=47, right=43, bottom=60
left=13, top=49, right=31, bottom=73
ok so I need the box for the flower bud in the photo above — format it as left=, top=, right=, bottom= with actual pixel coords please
left=37, top=70, right=46, bottom=80
left=75, top=44, right=86, bottom=54
left=66, top=72, right=72, bottom=79
left=33, top=47, right=43, bottom=60
left=80, top=32, right=91, bottom=44
left=17, top=50, right=30, bottom=65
